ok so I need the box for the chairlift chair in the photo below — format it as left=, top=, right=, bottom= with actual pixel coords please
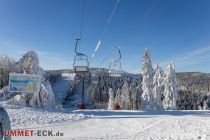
left=108, top=59, right=122, bottom=77
left=73, top=39, right=89, bottom=73
left=74, top=55, right=89, bottom=73
left=108, top=47, right=122, bottom=77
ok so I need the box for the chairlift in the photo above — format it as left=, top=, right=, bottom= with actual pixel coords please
left=108, top=47, right=122, bottom=77
left=73, top=39, right=89, bottom=73
left=72, top=38, right=90, bottom=108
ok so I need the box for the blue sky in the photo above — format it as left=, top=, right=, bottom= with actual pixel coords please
left=0, top=0, right=210, bottom=73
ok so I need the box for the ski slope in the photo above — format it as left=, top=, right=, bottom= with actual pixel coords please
left=59, top=110, right=210, bottom=140
left=4, top=106, right=210, bottom=140
left=51, top=73, right=73, bottom=105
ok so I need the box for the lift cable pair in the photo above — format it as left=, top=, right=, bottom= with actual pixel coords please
left=89, top=0, right=121, bottom=63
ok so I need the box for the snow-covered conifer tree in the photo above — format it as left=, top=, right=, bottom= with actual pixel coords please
left=136, top=85, right=142, bottom=110
left=87, top=84, right=95, bottom=103
left=115, top=88, right=121, bottom=107
left=129, top=80, right=139, bottom=110
left=153, top=63, right=164, bottom=110
left=107, top=88, right=115, bottom=110
left=163, top=62, right=177, bottom=110
left=121, top=81, right=132, bottom=109
left=141, top=49, right=154, bottom=110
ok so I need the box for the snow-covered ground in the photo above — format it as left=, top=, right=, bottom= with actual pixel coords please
left=4, top=105, right=210, bottom=140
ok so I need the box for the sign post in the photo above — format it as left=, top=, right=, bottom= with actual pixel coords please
left=9, top=73, right=41, bottom=139
left=9, top=73, right=41, bottom=94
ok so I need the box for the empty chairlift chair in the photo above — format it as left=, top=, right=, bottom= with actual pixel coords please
left=73, top=39, right=89, bottom=73
left=108, top=47, right=122, bottom=77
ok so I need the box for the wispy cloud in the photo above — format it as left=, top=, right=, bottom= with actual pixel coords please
left=159, top=46, right=210, bottom=72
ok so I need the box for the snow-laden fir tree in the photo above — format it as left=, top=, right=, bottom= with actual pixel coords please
left=202, top=96, right=209, bottom=110
left=86, top=84, right=95, bottom=104
left=136, top=84, right=142, bottom=109
left=153, top=63, right=164, bottom=110
left=171, top=62, right=178, bottom=109
left=141, top=49, right=154, bottom=110
left=129, top=80, right=140, bottom=110
left=121, top=81, right=132, bottom=109
left=115, top=88, right=121, bottom=107
left=163, top=62, right=177, bottom=110
left=107, top=88, right=115, bottom=110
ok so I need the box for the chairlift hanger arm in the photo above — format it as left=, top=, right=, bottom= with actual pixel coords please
left=75, top=38, right=80, bottom=54
left=74, top=38, right=87, bottom=56
left=74, top=39, right=82, bottom=55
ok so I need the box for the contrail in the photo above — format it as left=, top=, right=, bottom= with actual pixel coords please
left=94, top=40, right=101, bottom=52
left=90, top=0, right=120, bottom=63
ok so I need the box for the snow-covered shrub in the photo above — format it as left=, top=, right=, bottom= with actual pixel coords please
left=203, top=100, right=208, bottom=110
